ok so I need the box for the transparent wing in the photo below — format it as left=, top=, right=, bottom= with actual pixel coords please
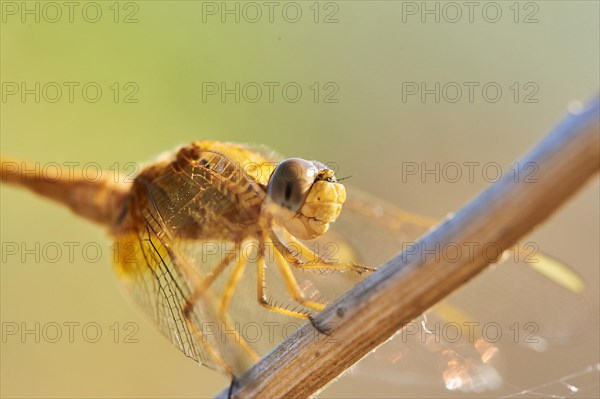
left=113, top=219, right=214, bottom=368
left=335, top=188, right=590, bottom=341
left=112, top=152, right=263, bottom=376
left=324, top=188, right=595, bottom=396
left=139, top=149, right=265, bottom=243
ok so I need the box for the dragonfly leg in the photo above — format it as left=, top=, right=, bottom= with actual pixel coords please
left=270, top=242, right=327, bottom=311
left=307, top=314, right=336, bottom=336
left=182, top=251, right=237, bottom=317
left=275, top=232, right=376, bottom=274
left=272, top=240, right=339, bottom=334
left=219, top=251, right=249, bottom=319
left=256, top=240, right=316, bottom=319
left=185, top=320, right=236, bottom=377
left=292, top=260, right=375, bottom=274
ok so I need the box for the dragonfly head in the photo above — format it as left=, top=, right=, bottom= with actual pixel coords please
left=265, top=158, right=346, bottom=240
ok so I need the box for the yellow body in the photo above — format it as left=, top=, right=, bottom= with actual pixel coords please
left=110, top=140, right=353, bottom=376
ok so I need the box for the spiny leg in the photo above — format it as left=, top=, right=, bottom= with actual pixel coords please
left=272, top=243, right=342, bottom=335
left=182, top=251, right=237, bottom=316
left=274, top=232, right=375, bottom=274
left=255, top=237, right=344, bottom=335
left=256, top=239, right=314, bottom=319
left=271, top=244, right=327, bottom=311
left=219, top=248, right=249, bottom=319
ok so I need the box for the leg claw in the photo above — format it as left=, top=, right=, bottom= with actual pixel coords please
left=308, top=314, right=334, bottom=336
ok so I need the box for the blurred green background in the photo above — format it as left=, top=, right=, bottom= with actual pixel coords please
left=1, top=1, right=598, bottom=398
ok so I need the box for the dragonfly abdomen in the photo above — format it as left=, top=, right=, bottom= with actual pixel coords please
left=0, top=156, right=130, bottom=227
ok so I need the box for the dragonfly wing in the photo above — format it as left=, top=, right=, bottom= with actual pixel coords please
left=112, top=155, right=262, bottom=375
left=138, top=149, right=265, bottom=243
left=326, top=187, right=593, bottom=393
left=114, top=224, right=214, bottom=368
left=336, top=187, right=591, bottom=342
left=437, top=252, right=591, bottom=347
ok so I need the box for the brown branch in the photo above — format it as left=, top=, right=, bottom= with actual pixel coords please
left=216, top=96, right=600, bottom=399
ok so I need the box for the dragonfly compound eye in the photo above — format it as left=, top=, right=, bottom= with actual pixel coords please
left=267, top=158, right=318, bottom=213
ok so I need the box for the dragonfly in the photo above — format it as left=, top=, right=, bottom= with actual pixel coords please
left=0, top=140, right=592, bottom=394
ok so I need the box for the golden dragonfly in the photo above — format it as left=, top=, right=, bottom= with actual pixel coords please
left=0, top=140, right=591, bottom=393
